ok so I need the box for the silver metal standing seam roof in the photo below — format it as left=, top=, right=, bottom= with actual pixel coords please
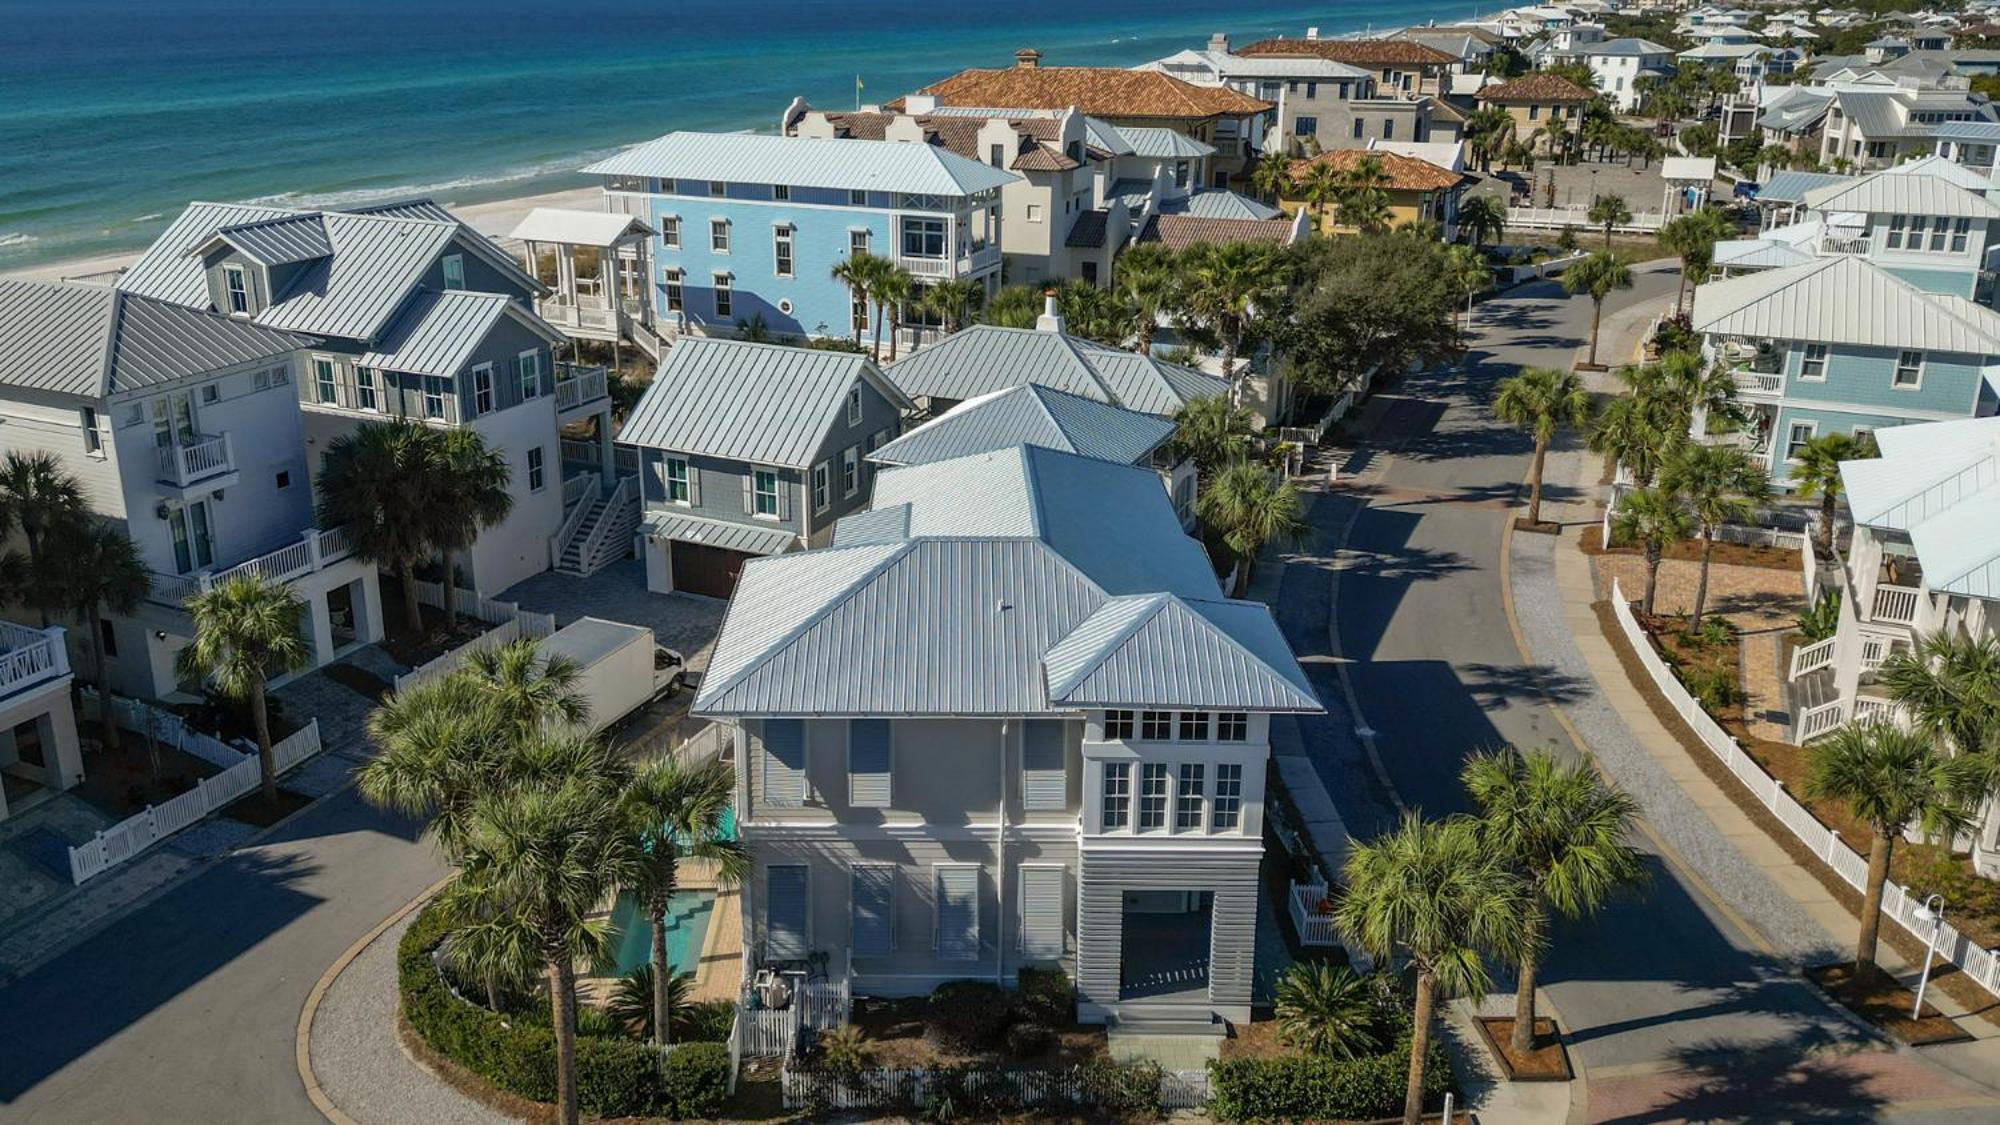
left=1755, top=170, right=1852, bottom=203
left=356, top=290, right=519, bottom=378
left=1113, top=126, right=1218, bottom=160
left=1042, top=593, right=1319, bottom=710
left=619, top=337, right=910, bottom=468
left=1176, top=190, right=1284, bottom=221
left=1935, top=120, right=2000, bottom=142
left=1805, top=168, right=2000, bottom=217
left=642, top=510, right=801, bottom=555
left=580, top=132, right=1019, bottom=197
left=0, top=279, right=309, bottom=399
left=1839, top=417, right=2000, bottom=598
left=1712, top=238, right=1816, bottom=270
left=867, top=382, right=1175, bottom=468
left=207, top=214, right=334, bottom=266
left=882, top=324, right=1227, bottom=417
left=1692, top=255, right=2000, bottom=355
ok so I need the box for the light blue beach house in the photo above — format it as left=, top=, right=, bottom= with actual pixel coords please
left=581, top=133, right=1016, bottom=345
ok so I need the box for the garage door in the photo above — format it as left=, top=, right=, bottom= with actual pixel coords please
left=671, top=540, right=752, bottom=599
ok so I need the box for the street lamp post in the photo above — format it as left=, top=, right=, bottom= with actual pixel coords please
left=1912, top=894, right=1946, bottom=1019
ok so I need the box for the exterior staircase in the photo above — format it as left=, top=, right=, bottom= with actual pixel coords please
left=553, top=475, right=640, bottom=578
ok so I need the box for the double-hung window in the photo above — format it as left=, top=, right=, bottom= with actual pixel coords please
left=709, top=180, right=727, bottom=197
left=1140, top=710, right=1172, bottom=740
left=81, top=406, right=102, bottom=455
left=1785, top=421, right=1816, bottom=461
left=811, top=461, right=831, bottom=512
left=442, top=254, right=466, bottom=290
left=660, top=216, right=680, bottom=249
left=713, top=273, right=733, bottom=318
left=934, top=865, right=980, bottom=960
left=356, top=366, right=378, bottom=411
left=1929, top=216, right=1952, bottom=252
left=1176, top=764, right=1205, bottom=830
left=1951, top=217, right=1972, bottom=252
left=1217, top=712, right=1248, bottom=742
left=527, top=447, right=545, bottom=491
left=664, top=269, right=685, bottom=312
left=1894, top=349, right=1923, bottom=388
left=849, top=189, right=868, bottom=207
left=1213, top=764, right=1243, bottom=830
left=665, top=457, right=690, bottom=503
left=841, top=447, right=859, bottom=497
left=1886, top=215, right=1907, bottom=250
left=1799, top=343, right=1828, bottom=381
left=422, top=376, right=447, bottom=420
left=1103, top=710, right=1135, bottom=739
left=517, top=351, right=541, bottom=399
left=1907, top=214, right=1932, bottom=250
left=847, top=385, right=863, bottom=426
left=752, top=468, right=780, bottom=517
left=773, top=225, right=795, bottom=278
left=1138, top=764, right=1169, bottom=830
left=1101, top=763, right=1131, bottom=829
left=1178, top=712, right=1210, bottom=741
left=850, top=229, right=870, bottom=256
left=223, top=265, right=250, bottom=315
left=313, top=357, right=338, bottom=405
left=710, top=219, right=730, bottom=253
left=851, top=866, right=896, bottom=956
left=472, top=364, right=494, bottom=416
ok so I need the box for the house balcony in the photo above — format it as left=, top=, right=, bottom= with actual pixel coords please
left=899, top=244, right=1001, bottom=280
left=1819, top=229, right=1870, bottom=255
left=1729, top=366, right=1784, bottom=400
left=146, top=526, right=356, bottom=609
left=155, top=433, right=237, bottom=496
left=554, top=362, right=610, bottom=420
left=0, top=620, right=70, bottom=702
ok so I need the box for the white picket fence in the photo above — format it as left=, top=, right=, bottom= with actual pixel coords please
left=391, top=605, right=558, bottom=695
left=76, top=688, right=243, bottom=769
left=1608, top=579, right=2000, bottom=1000
left=67, top=719, right=323, bottom=884
left=410, top=580, right=537, bottom=629
left=781, top=1062, right=1208, bottom=1111
left=1288, top=880, right=1340, bottom=947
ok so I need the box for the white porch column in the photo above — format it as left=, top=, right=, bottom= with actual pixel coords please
left=597, top=409, right=615, bottom=477
left=306, top=589, right=336, bottom=670
left=356, top=570, right=386, bottom=646
left=47, top=704, right=82, bottom=790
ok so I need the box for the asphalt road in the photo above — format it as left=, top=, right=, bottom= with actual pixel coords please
left=1273, top=270, right=1986, bottom=1122
left=0, top=780, right=442, bottom=1123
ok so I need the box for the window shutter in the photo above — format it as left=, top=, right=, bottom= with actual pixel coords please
left=777, top=474, right=792, bottom=521
left=1021, top=720, right=1066, bottom=811
left=934, top=865, right=980, bottom=960
left=760, top=719, right=806, bottom=807
left=741, top=472, right=753, bottom=515
left=848, top=719, right=892, bottom=807
left=766, top=865, right=809, bottom=960
left=687, top=459, right=701, bottom=506
left=851, top=866, right=896, bottom=956
left=1019, top=866, right=1065, bottom=959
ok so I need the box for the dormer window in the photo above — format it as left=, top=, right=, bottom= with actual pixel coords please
left=442, top=254, right=466, bottom=290
left=223, top=265, right=250, bottom=316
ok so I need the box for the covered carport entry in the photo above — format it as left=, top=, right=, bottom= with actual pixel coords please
left=641, top=511, right=799, bottom=600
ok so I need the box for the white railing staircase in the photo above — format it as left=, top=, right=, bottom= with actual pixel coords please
left=1789, top=636, right=1837, bottom=680
left=554, top=475, right=639, bottom=577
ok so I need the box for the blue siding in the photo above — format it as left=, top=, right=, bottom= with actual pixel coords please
left=649, top=195, right=895, bottom=338
left=1772, top=405, right=1918, bottom=483
left=1781, top=342, right=1988, bottom=416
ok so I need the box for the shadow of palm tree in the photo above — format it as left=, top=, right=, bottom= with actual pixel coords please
left=1597, top=1029, right=1892, bottom=1124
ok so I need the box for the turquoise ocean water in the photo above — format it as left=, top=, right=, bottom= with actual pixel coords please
left=0, top=0, right=1485, bottom=269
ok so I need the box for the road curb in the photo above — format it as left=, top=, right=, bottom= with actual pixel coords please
left=295, top=875, right=454, bottom=1125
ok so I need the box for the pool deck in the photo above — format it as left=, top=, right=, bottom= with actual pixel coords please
left=577, top=860, right=742, bottom=1007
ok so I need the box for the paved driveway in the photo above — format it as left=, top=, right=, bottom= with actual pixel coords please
left=498, top=559, right=726, bottom=672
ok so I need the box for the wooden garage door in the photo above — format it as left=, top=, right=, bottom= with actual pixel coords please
left=671, top=540, right=751, bottom=599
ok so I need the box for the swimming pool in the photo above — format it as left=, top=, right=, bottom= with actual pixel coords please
left=599, top=889, right=716, bottom=978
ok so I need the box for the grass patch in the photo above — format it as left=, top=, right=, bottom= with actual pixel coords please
left=1806, top=962, right=1970, bottom=1047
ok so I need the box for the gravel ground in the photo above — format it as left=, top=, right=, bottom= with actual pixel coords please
left=309, top=911, right=514, bottom=1125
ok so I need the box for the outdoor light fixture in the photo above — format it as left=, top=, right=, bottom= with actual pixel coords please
left=1912, top=893, right=1946, bottom=1019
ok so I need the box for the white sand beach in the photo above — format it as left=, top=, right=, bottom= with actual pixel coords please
left=1, top=185, right=603, bottom=284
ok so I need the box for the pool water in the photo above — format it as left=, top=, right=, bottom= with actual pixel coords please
left=600, top=889, right=716, bottom=978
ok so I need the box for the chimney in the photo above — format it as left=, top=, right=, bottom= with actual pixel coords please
left=1036, top=290, right=1066, bottom=333
left=1015, top=48, right=1042, bottom=69
left=1209, top=32, right=1230, bottom=53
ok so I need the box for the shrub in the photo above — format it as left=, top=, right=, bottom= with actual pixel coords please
left=1797, top=589, right=1841, bottom=642
left=1004, top=1022, right=1056, bottom=1058
left=1683, top=662, right=1741, bottom=711
left=1209, top=1039, right=1454, bottom=1122
left=661, top=1042, right=730, bottom=1119
left=925, top=980, right=1013, bottom=1053
left=1275, top=962, right=1377, bottom=1058
left=1015, top=965, right=1073, bottom=1026
left=817, top=1025, right=878, bottom=1077
left=680, top=999, right=736, bottom=1043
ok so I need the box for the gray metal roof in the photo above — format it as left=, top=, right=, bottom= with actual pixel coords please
left=620, top=337, right=911, bottom=467
left=580, top=132, right=1018, bottom=197
left=1692, top=255, right=2000, bottom=355
left=1935, top=120, right=2000, bottom=141
left=868, top=383, right=1174, bottom=468
left=1841, top=418, right=2000, bottom=598
left=210, top=214, right=333, bottom=267
left=642, top=510, right=800, bottom=555
left=883, top=324, right=1227, bottom=417
left=1712, top=237, right=1815, bottom=270
left=1174, top=190, right=1283, bottom=221
left=1043, top=593, right=1319, bottom=710
left=1755, top=169, right=1851, bottom=203
left=1882, top=153, right=1996, bottom=193
left=0, top=279, right=307, bottom=400
left=356, top=290, right=547, bottom=377
left=1113, top=125, right=1217, bottom=160
left=1805, top=167, right=2000, bottom=217
left=1584, top=37, right=1674, bottom=55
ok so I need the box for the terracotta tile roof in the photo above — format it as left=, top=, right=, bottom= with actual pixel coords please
left=1237, top=37, right=1458, bottom=67
left=1135, top=214, right=1294, bottom=251
left=1012, top=143, right=1081, bottom=172
left=912, top=65, right=1271, bottom=120
left=1066, top=209, right=1109, bottom=248
left=1476, top=73, right=1596, bottom=103
left=819, top=111, right=1082, bottom=171
left=1425, top=94, right=1469, bottom=123
left=1286, top=149, right=1468, bottom=192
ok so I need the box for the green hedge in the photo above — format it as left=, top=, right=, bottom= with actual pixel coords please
left=397, top=901, right=729, bottom=1118
left=1208, top=1039, right=1454, bottom=1122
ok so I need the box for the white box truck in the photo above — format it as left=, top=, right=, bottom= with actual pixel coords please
left=537, top=617, right=686, bottom=734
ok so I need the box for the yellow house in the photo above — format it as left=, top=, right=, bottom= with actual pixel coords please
left=1280, top=149, right=1471, bottom=236
left=1474, top=73, right=1595, bottom=152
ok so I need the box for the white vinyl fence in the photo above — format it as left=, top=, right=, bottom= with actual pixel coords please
left=1608, top=579, right=2000, bottom=1000
left=391, top=602, right=558, bottom=695
left=67, top=719, right=323, bottom=884
left=77, top=688, right=243, bottom=769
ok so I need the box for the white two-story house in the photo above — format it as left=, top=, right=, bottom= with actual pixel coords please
left=696, top=442, right=1320, bottom=1032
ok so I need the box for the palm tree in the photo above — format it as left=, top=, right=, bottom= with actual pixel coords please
left=1457, top=195, right=1507, bottom=249
left=1790, top=431, right=1878, bottom=555
left=54, top=520, right=148, bottom=750
left=1611, top=487, right=1694, bottom=616
left=1589, top=392, right=1677, bottom=488
left=317, top=419, right=440, bottom=635
left=439, top=745, right=637, bottom=1125
left=1494, top=366, right=1593, bottom=527
left=428, top=428, right=513, bottom=631
left=1445, top=244, right=1491, bottom=335
left=1249, top=156, right=1294, bottom=204
left=1335, top=156, right=1394, bottom=235
left=830, top=251, right=881, bottom=350
left=1274, top=962, right=1376, bottom=1058
left=1337, top=813, right=1531, bottom=1125
left=1465, top=106, right=1516, bottom=171
left=858, top=254, right=899, bottom=361
left=1114, top=243, right=1180, bottom=355
left=1659, top=209, right=1731, bottom=316
left=1562, top=251, right=1634, bottom=367
left=980, top=284, right=1044, bottom=329
left=1658, top=443, right=1770, bottom=629
left=1294, top=161, right=1344, bottom=229
left=1587, top=194, right=1631, bottom=249
left=1656, top=350, right=1737, bottom=438
left=0, top=451, right=86, bottom=625
left=1179, top=241, right=1282, bottom=398
left=918, top=276, right=983, bottom=334
left=177, top=576, right=310, bottom=811
left=1880, top=633, right=2000, bottom=763
left=1463, top=748, right=1643, bottom=1055
left=1198, top=462, right=1307, bottom=598
left=1805, top=722, right=1985, bottom=973
left=621, top=756, right=748, bottom=1045
left=464, top=638, right=589, bottom=733
left=609, top=964, right=696, bottom=1041
left=1169, top=395, right=1256, bottom=480
left=874, top=263, right=916, bottom=361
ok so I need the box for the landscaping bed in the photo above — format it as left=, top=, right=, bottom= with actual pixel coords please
left=1806, top=962, right=1970, bottom=1047
left=844, top=991, right=1108, bottom=1070
left=1584, top=524, right=1801, bottom=571
left=70, top=721, right=220, bottom=817
left=1472, top=1016, right=1571, bottom=1081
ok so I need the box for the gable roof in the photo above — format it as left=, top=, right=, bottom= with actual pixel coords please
left=1693, top=255, right=2000, bottom=354
left=1043, top=592, right=1318, bottom=710
left=1755, top=169, right=1852, bottom=203
left=1804, top=166, right=2000, bottom=217
left=1840, top=417, right=2000, bottom=599
left=911, top=64, right=1271, bottom=121
left=0, top=279, right=307, bottom=400
left=867, top=383, right=1175, bottom=468
left=1584, top=37, right=1674, bottom=55
left=581, top=132, right=1018, bottom=197
left=1288, top=148, right=1468, bottom=191
left=620, top=337, right=910, bottom=467
left=1238, top=37, right=1457, bottom=67
left=882, top=324, right=1227, bottom=417
left=356, top=290, right=560, bottom=378
left=1176, top=189, right=1285, bottom=220
left=506, top=208, right=653, bottom=247
left=1115, top=125, right=1218, bottom=159
left=1477, top=73, right=1597, bottom=102
left=1712, top=236, right=1816, bottom=270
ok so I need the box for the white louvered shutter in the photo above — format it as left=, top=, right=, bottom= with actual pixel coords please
left=760, top=719, right=806, bottom=808
left=777, top=473, right=792, bottom=521
left=934, top=866, right=980, bottom=961
left=1019, top=866, right=1065, bottom=960
left=1021, top=720, right=1066, bottom=811
left=766, top=865, right=809, bottom=960
left=848, top=719, right=892, bottom=807
left=851, top=866, right=896, bottom=956
left=687, top=459, right=701, bottom=506
left=740, top=472, right=753, bottom=514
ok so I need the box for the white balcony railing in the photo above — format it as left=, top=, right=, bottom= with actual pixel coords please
left=1789, top=635, right=1837, bottom=680
left=1798, top=699, right=1847, bottom=742
left=146, top=526, right=355, bottom=608
left=1288, top=882, right=1340, bottom=947
left=560, top=438, right=603, bottom=470
left=0, top=620, right=69, bottom=697
left=156, top=434, right=233, bottom=487
left=1820, top=230, right=1870, bottom=255
left=898, top=245, right=1000, bottom=279
left=1732, top=370, right=1783, bottom=397
left=554, top=363, right=610, bottom=412
left=1871, top=584, right=1922, bottom=626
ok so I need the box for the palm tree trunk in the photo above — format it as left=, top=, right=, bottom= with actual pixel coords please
left=1527, top=436, right=1549, bottom=526
left=439, top=548, right=458, bottom=631
left=1643, top=548, right=1662, bottom=617
left=397, top=559, right=424, bottom=635
left=1857, top=829, right=1893, bottom=971
left=1692, top=530, right=1716, bottom=628
left=1587, top=297, right=1604, bottom=366
left=652, top=907, right=672, bottom=1046
left=1136, top=320, right=1155, bottom=357
left=852, top=289, right=866, bottom=348
left=1819, top=491, right=1837, bottom=556
left=1403, top=968, right=1436, bottom=1125
left=484, top=973, right=501, bottom=1012
left=870, top=302, right=886, bottom=362
left=87, top=608, right=121, bottom=750
left=889, top=310, right=902, bottom=362
left=1603, top=223, right=1613, bottom=250
left=1511, top=917, right=1542, bottom=1055
left=1675, top=267, right=1689, bottom=318
left=250, top=681, right=277, bottom=812
left=550, top=956, right=580, bottom=1125
left=1231, top=552, right=1253, bottom=599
